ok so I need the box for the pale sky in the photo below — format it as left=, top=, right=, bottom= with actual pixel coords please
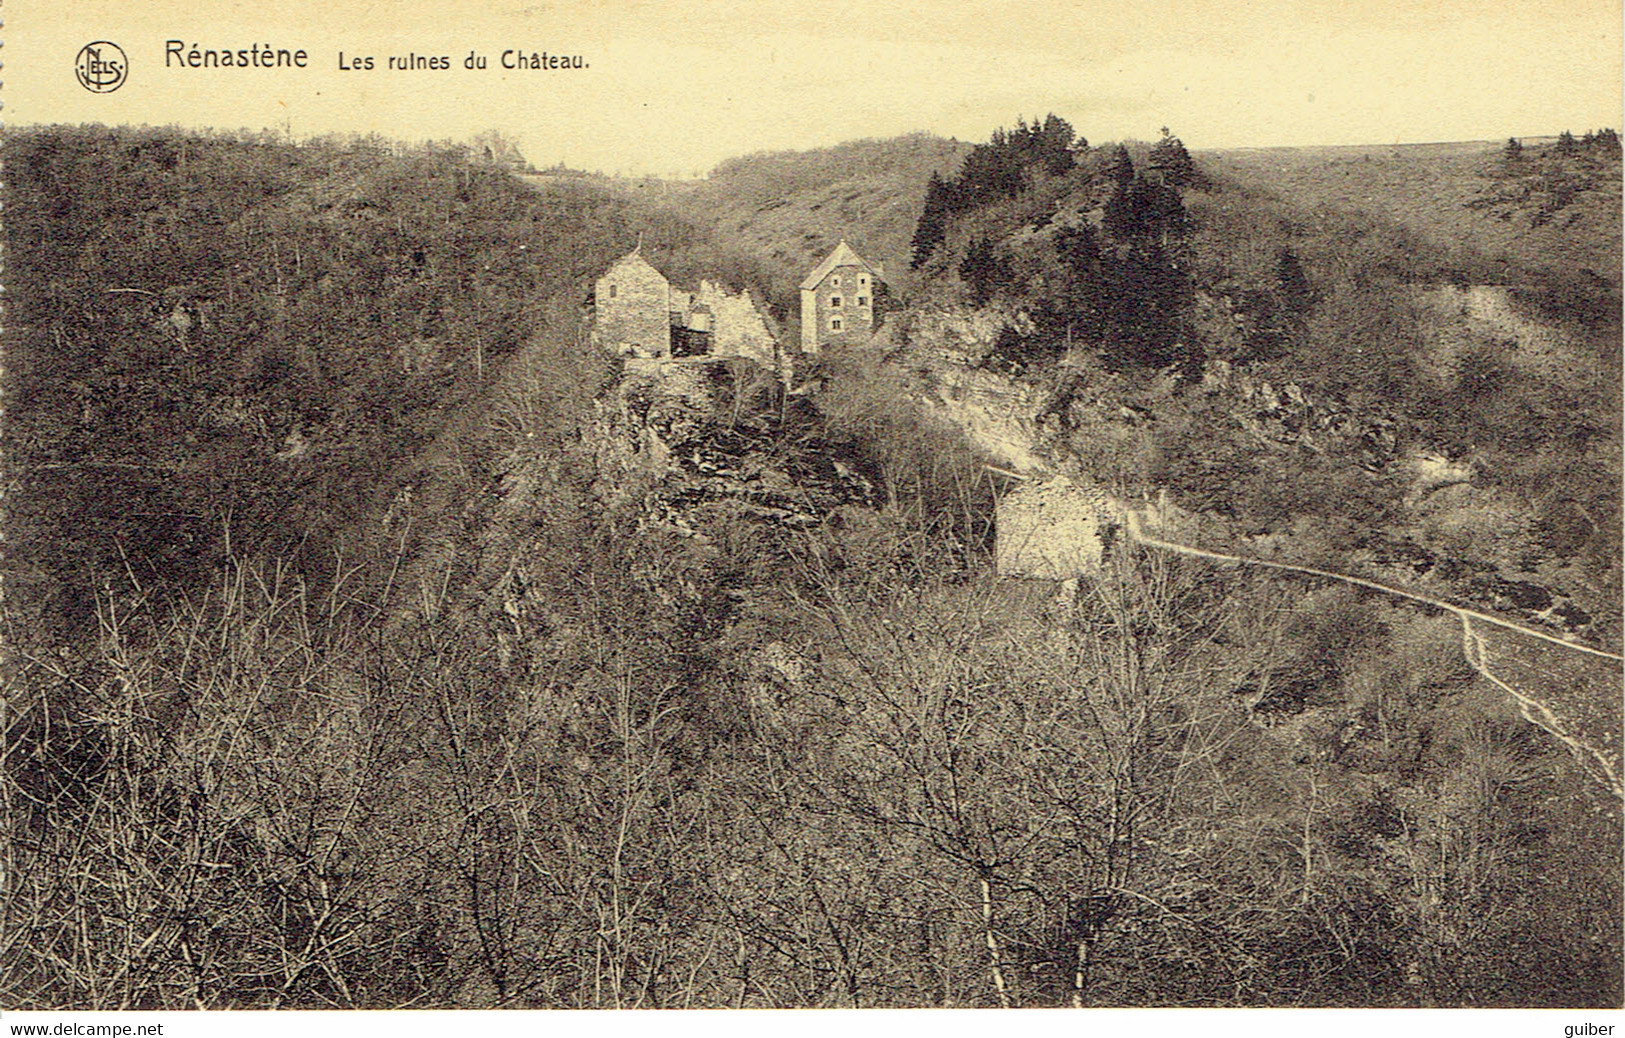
left=12, top=0, right=1623, bottom=176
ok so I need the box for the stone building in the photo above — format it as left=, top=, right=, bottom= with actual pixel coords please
left=594, top=249, right=672, bottom=358
left=593, top=240, right=881, bottom=369
left=994, top=478, right=1118, bottom=580
left=593, top=247, right=783, bottom=373
left=800, top=240, right=882, bottom=352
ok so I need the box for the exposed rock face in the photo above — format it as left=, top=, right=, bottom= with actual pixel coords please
left=925, top=364, right=1051, bottom=474
left=1222, top=369, right=1398, bottom=471
left=897, top=304, right=1016, bottom=360
left=887, top=316, right=1600, bottom=637
left=590, top=357, right=882, bottom=537
left=889, top=308, right=1053, bottom=473
left=1405, top=451, right=1475, bottom=504
left=995, top=478, right=1119, bottom=579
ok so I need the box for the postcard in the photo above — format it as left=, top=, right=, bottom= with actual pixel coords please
left=5, top=0, right=1622, bottom=1028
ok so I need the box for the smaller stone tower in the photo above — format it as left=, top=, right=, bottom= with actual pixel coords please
left=995, top=479, right=1118, bottom=580
left=594, top=246, right=672, bottom=357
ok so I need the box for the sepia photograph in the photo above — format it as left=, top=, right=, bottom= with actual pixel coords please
left=3, top=0, right=1622, bottom=1021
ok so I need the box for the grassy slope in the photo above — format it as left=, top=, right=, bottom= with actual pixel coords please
left=1202, top=139, right=1623, bottom=289
left=1182, top=140, right=1621, bottom=629
left=653, top=133, right=972, bottom=310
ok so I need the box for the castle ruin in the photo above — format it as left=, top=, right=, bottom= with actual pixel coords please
left=592, top=245, right=785, bottom=374
left=592, top=240, right=886, bottom=373
left=994, top=478, right=1120, bottom=580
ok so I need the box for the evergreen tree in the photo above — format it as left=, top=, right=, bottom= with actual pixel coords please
left=910, top=171, right=953, bottom=269
left=1103, top=172, right=1186, bottom=246
left=1033, top=113, right=1082, bottom=175
left=1556, top=130, right=1577, bottom=154
left=957, top=126, right=1025, bottom=204
left=959, top=236, right=1013, bottom=306
left=1105, top=144, right=1134, bottom=191
left=1098, top=146, right=1139, bottom=241
left=1276, top=246, right=1312, bottom=313
left=1051, top=222, right=1104, bottom=340
left=1503, top=137, right=1524, bottom=164
left=911, top=114, right=1085, bottom=269
left=1148, top=128, right=1205, bottom=189
left=946, top=114, right=1086, bottom=211
left=1137, top=175, right=1189, bottom=246
left=1100, top=240, right=1192, bottom=372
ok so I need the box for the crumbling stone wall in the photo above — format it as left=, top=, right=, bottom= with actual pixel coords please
left=995, top=478, right=1118, bottom=579
left=697, top=280, right=781, bottom=371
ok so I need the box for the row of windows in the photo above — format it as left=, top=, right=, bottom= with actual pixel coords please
left=830, top=274, right=870, bottom=289
left=828, top=295, right=868, bottom=308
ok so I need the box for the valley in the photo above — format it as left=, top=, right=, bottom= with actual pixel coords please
left=3, top=119, right=1620, bottom=1010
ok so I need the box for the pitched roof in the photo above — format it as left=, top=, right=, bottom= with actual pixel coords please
left=799, top=240, right=876, bottom=291
left=602, top=248, right=666, bottom=282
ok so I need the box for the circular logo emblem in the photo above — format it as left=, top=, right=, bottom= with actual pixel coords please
left=76, top=41, right=128, bottom=93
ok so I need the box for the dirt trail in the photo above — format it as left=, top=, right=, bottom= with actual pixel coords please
left=1123, top=509, right=1624, bottom=797
left=911, top=329, right=1623, bottom=794
left=1123, top=510, right=1622, bottom=663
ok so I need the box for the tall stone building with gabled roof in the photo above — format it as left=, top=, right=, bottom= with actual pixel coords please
left=800, top=240, right=881, bottom=352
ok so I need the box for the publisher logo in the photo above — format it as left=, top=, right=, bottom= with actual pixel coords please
left=76, top=41, right=128, bottom=93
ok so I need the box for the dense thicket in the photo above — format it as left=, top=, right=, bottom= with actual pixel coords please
left=911, top=118, right=1201, bottom=375
left=4, top=126, right=771, bottom=637
left=10, top=508, right=1618, bottom=1008
left=911, top=114, right=1082, bottom=268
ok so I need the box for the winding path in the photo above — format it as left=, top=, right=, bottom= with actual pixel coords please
left=1121, top=508, right=1624, bottom=798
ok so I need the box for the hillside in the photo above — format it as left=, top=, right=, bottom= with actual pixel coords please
left=1204, top=137, right=1623, bottom=292
left=4, top=126, right=778, bottom=638
left=4, top=123, right=1620, bottom=1011
left=655, top=133, right=972, bottom=311
left=878, top=125, right=1620, bottom=641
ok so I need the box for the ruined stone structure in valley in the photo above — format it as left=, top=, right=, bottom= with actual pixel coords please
left=994, top=478, right=1119, bottom=580
left=592, top=245, right=785, bottom=373
left=592, top=239, right=890, bottom=375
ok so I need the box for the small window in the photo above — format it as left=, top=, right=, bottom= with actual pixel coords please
left=608, top=284, right=617, bottom=299
left=831, top=317, right=844, bottom=331
left=830, top=296, right=842, bottom=308
left=831, top=275, right=841, bottom=288
left=857, top=296, right=868, bottom=307
left=859, top=275, right=869, bottom=287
